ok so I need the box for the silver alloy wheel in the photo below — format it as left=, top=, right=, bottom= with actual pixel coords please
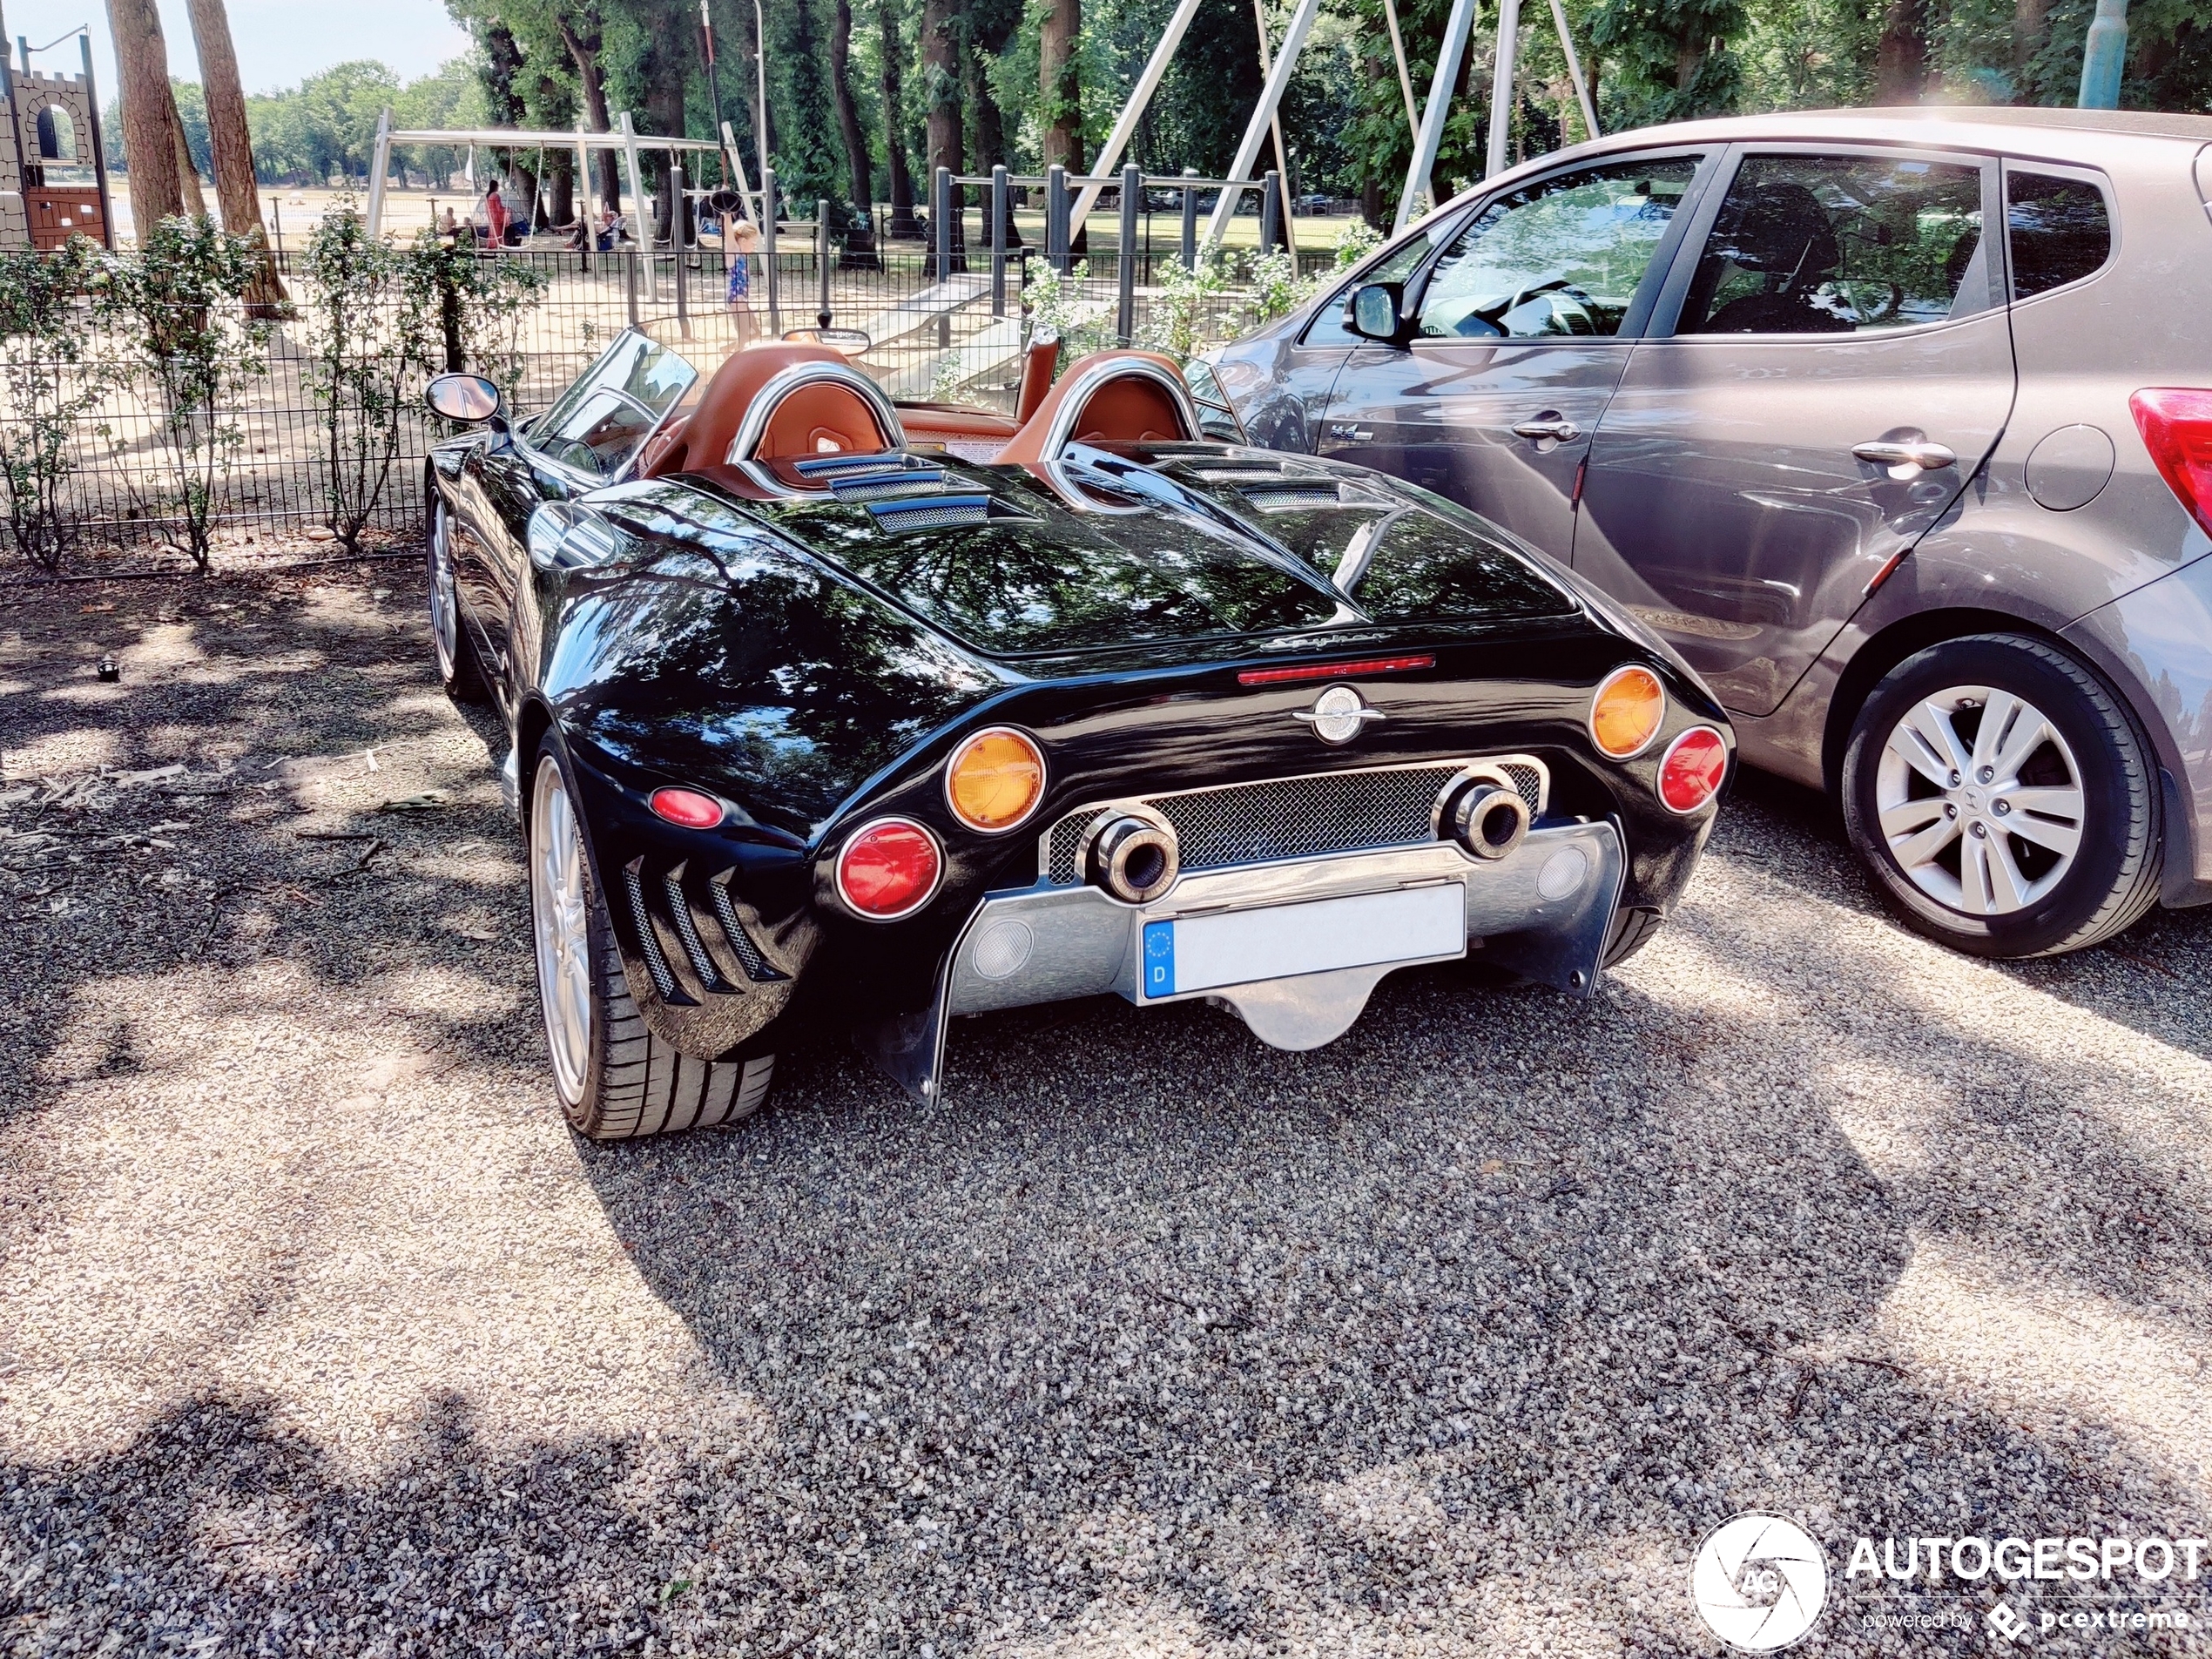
left=529, top=756, right=593, bottom=1104
left=428, top=502, right=460, bottom=681
left=1872, top=684, right=2086, bottom=916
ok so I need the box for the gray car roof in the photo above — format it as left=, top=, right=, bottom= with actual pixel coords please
left=1811, top=104, right=2212, bottom=142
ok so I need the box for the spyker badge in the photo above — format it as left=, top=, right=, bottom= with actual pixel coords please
left=1293, top=684, right=1385, bottom=744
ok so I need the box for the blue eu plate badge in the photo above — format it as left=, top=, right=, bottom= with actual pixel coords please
left=1143, top=920, right=1176, bottom=998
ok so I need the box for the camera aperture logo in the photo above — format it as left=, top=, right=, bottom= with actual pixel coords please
left=1691, top=1514, right=1830, bottom=1652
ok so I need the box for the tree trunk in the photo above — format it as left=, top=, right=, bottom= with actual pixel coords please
left=557, top=16, right=624, bottom=212
left=545, top=147, right=575, bottom=227
left=1038, top=0, right=1082, bottom=173
left=921, top=0, right=963, bottom=257
left=1875, top=0, right=1929, bottom=104
left=171, top=105, right=210, bottom=216
left=2012, top=0, right=2048, bottom=93
left=828, top=0, right=876, bottom=226
left=185, top=0, right=286, bottom=314
left=105, top=0, right=185, bottom=233
left=879, top=0, right=919, bottom=236
left=641, top=11, right=689, bottom=246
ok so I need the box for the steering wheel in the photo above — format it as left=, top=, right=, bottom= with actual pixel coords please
left=1474, top=277, right=1577, bottom=326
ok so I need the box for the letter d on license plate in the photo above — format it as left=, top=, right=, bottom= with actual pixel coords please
left=1138, top=883, right=1465, bottom=1001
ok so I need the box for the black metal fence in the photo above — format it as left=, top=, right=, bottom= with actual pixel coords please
left=3, top=222, right=1345, bottom=571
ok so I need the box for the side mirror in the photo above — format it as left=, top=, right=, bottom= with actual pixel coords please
left=1347, top=282, right=1409, bottom=345
left=426, top=373, right=505, bottom=425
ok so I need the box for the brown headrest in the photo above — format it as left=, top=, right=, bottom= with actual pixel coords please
left=641, top=343, right=860, bottom=479
left=994, top=349, right=1199, bottom=469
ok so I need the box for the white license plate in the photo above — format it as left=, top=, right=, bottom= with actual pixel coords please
left=1138, top=883, right=1466, bottom=1001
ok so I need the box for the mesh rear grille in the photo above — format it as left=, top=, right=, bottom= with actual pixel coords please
left=868, top=496, right=991, bottom=530
left=830, top=468, right=947, bottom=502
left=1041, top=759, right=1546, bottom=886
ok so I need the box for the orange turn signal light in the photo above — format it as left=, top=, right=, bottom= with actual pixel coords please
left=946, top=727, right=1046, bottom=833
left=1590, top=665, right=1666, bottom=759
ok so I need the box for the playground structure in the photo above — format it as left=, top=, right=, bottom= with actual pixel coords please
left=0, top=24, right=114, bottom=253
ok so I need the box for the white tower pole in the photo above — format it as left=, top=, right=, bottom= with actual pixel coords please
left=1392, top=0, right=1480, bottom=233
left=1069, top=0, right=1206, bottom=231
left=1199, top=0, right=1324, bottom=254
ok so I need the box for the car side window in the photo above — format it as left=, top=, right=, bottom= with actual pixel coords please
left=1679, top=153, right=1986, bottom=335
left=1299, top=225, right=1450, bottom=347
left=1413, top=158, right=1698, bottom=341
left=2006, top=170, right=2112, bottom=299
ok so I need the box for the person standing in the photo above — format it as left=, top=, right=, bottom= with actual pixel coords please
left=482, top=179, right=510, bottom=248
left=725, top=213, right=761, bottom=344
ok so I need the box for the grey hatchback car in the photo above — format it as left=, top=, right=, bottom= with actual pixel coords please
left=1207, top=106, right=2212, bottom=958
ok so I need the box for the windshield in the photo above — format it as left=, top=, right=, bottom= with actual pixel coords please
left=529, top=331, right=700, bottom=480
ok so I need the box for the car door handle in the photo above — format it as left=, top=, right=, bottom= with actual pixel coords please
left=1852, top=438, right=1957, bottom=472
left=1327, top=422, right=1373, bottom=442
left=1512, top=416, right=1581, bottom=442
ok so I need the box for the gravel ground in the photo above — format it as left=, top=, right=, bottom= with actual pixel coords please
left=3, top=563, right=2210, bottom=1658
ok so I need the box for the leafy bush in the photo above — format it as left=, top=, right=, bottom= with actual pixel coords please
left=298, top=206, right=436, bottom=551
left=1136, top=255, right=1235, bottom=364
left=91, top=217, right=271, bottom=570
left=1020, top=260, right=1114, bottom=361
left=405, top=229, right=549, bottom=400
left=300, top=212, right=550, bottom=551
left=0, top=239, right=103, bottom=571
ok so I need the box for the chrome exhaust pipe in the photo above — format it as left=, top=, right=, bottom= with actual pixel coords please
left=1445, top=780, right=1530, bottom=861
left=1082, top=808, right=1181, bottom=903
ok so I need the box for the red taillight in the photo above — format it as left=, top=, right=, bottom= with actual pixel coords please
left=648, top=786, right=725, bottom=828
left=1237, top=654, right=1434, bottom=686
left=1657, top=727, right=1729, bottom=814
left=835, top=818, right=942, bottom=920
left=2132, top=388, right=2212, bottom=540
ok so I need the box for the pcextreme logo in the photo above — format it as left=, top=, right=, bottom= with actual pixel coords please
left=1691, top=1514, right=1830, bottom=1652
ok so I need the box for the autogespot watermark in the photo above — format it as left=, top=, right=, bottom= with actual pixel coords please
left=1689, top=1516, right=2206, bottom=1652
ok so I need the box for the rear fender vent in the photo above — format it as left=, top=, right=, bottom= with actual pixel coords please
left=622, top=859, right=684, bottom=1001
left=711, top=873, right=790, bottom=981
left=662, top=864, right=731, bottom=992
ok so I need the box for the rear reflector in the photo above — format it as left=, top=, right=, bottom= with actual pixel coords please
left=835, top=818, right=942, bottom=920
left=1237, top=654, right=1434, bottom=686
left=648, top=786, right=725, bottom=829
left=2131, top=388, right=2212, bottom=541
left=1658, top=727, right=1729, bottom=814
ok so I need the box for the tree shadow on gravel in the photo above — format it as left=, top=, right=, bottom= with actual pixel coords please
left=4, top=577, right=2209, bottom=1657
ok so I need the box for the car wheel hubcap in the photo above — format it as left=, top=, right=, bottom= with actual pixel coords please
left=530, top=759, right=593, bottom=1104
left=1873, top=684, right=2085, bottom=918
left=428, top=505, right=460, bottom=680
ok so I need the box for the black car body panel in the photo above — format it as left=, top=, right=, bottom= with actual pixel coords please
left=431, top=374, right=1730, bottom=1101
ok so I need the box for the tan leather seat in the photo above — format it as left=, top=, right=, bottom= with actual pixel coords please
left=640, top=344, right=899, bottom=478
left=994, top=349, right=1200, bottom=468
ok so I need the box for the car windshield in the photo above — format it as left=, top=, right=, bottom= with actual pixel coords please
left=529, top=331, right=701, bottom=479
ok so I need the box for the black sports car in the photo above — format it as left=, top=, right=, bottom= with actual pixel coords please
left=421, top=328, right=1732, bottom=1138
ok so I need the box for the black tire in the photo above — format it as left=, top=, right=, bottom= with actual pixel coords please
left=528, top=744, right=776, bottom=1139
left=1601, top=906, right=1663, bottom=968
left=428, top=496, right=488, bottom=703
left=1840, top=632, right=2161, bottom=959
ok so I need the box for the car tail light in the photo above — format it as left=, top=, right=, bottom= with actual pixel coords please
left=648, top=786, right=725, bottom=828
left=2132, top=388, right=2212, bottom=540
left=1657, top=726, right=1729, bottom=813
left=1590, top=664, right=1666, bottom=759
left=835, top=818, right=942, bottom=919
left=1237, top=654, right=1434, bottom=686
left=945, top=727, right=1046, bottom=832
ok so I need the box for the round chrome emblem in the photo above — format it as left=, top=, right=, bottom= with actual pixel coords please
left=1294, top=684, right=1384, bottom=745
